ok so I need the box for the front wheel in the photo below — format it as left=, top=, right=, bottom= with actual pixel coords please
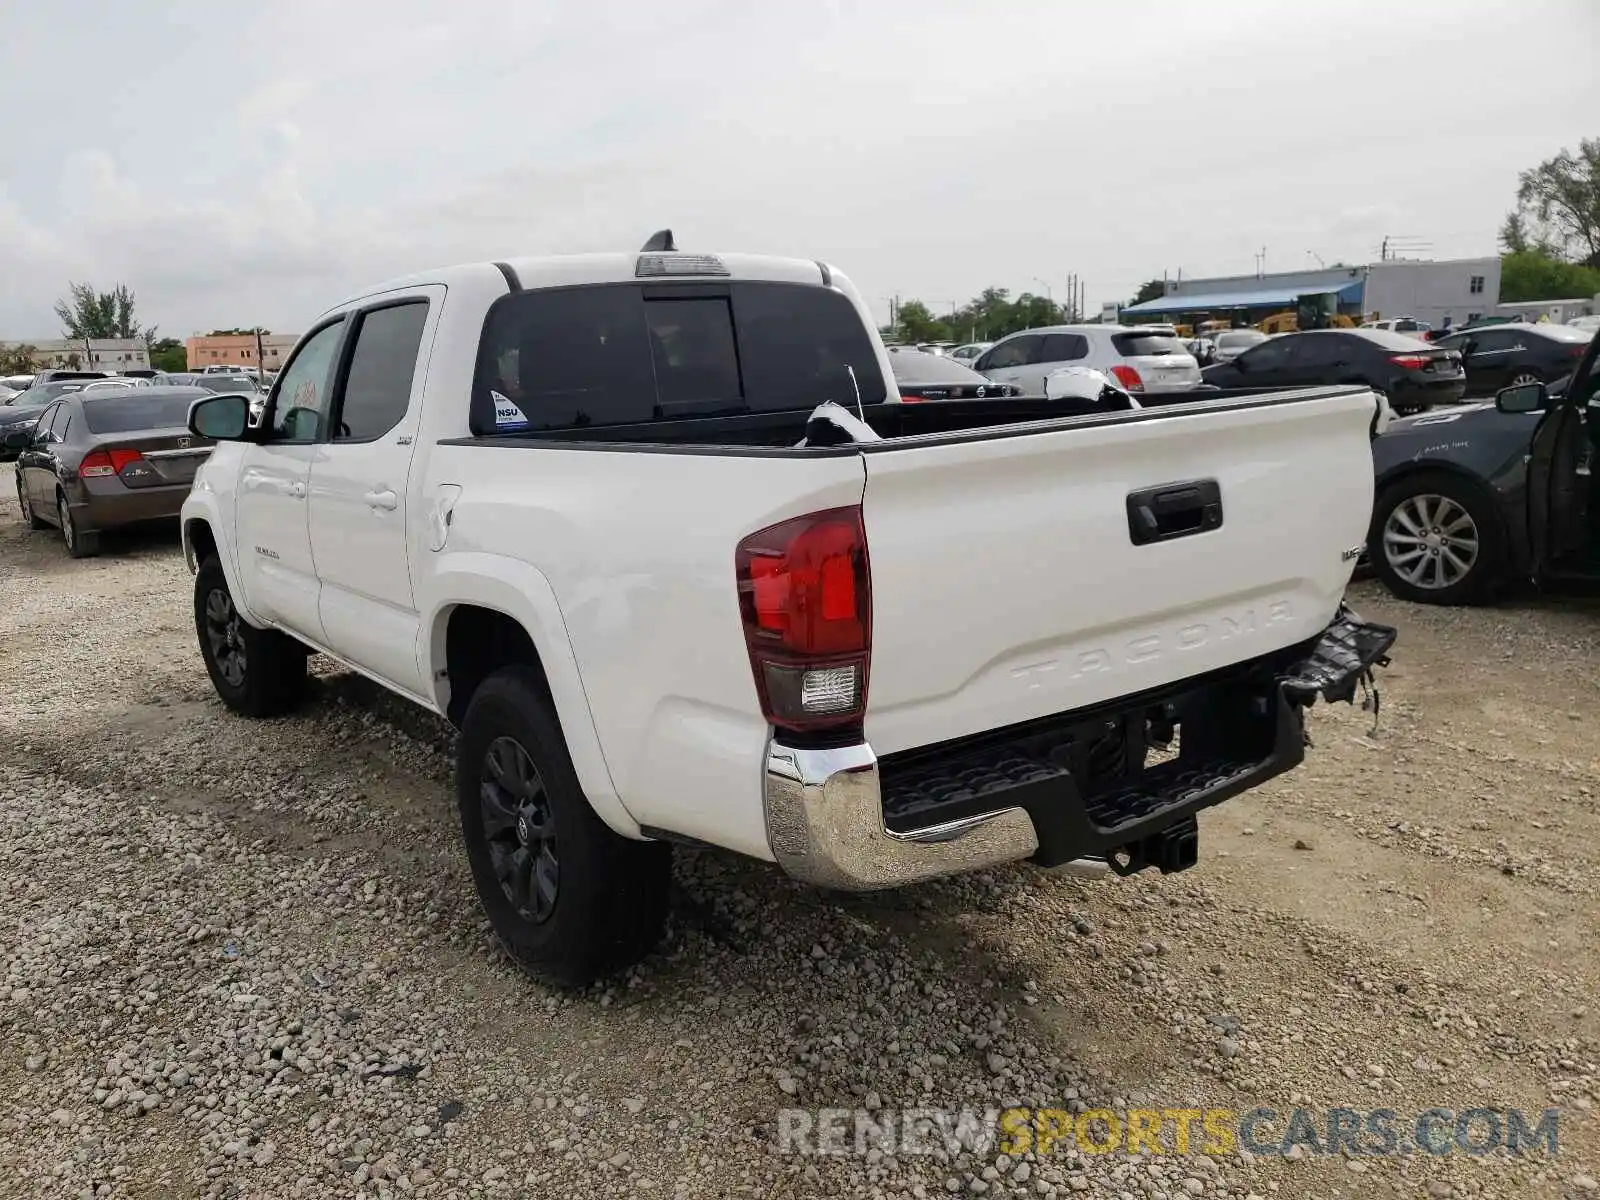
left=457, top=667, right=671, bottom=988
left=193, top=556, right=307, bottom=716
left=1368, top=472, right=1505, bottom=605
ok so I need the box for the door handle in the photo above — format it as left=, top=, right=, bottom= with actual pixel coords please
left=364, top=488, right=399, bottom=511
left=288, top=481, right=306, bottom=498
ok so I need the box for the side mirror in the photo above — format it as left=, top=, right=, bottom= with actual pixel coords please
left=1495, top=381, right=1547, bottom=414
left=189, top=392, right=252, bottom=440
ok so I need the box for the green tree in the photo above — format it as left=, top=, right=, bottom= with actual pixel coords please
left=1130, top=279, right=1166, bottom=306
left=0, top=344, right=40, bottom=374
left=54, top=281, right=149, bottom=340
left=894, top=300, right=953, bottom=345
left=149, top=337, right=187, bottom=373
left=1499, top=249, right=1600, bottom=303
left=1508, top=139, right=1600, bottom=267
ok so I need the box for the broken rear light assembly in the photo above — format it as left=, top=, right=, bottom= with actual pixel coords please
left=735, top=505, right=871, bottom=733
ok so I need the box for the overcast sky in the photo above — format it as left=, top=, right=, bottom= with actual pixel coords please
left=3, top=0, right=1597, bottom=338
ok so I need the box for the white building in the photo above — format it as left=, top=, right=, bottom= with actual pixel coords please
left=0, top=338, right=151, bottom=372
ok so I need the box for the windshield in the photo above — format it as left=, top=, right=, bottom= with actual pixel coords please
left=82, top=390, right=201, bottom=433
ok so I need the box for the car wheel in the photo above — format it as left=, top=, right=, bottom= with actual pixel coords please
left=194, top=555, right=307, bottom=716
left=457, top=666, right=671, bottom=988
left=17, top=478, right=47, bottom=530
left=1509, top=370, right=1542, bottom=387
left=1368, top=472, right=1505, bottom=606
left=57, top=493, right=100, bottom=558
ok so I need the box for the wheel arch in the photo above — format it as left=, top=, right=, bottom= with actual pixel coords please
left=421, top=558, right=638, bottom=839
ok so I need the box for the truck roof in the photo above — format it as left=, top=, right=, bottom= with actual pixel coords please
left=328, top=250, right=836, bottom=317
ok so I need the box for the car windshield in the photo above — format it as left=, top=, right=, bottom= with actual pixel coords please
left=82, top=390, right=201, bottom=433
left=889, top=351, right=987, bottom=383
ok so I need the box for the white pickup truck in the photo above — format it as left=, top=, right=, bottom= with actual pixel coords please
left=180, top=234, right=1395, bottom=986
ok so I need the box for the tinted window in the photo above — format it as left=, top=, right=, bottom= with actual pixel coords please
left=83, top=391, right=200, bottom=434
left=336, top=302, right=429, bottom=441
left=470, top=281, right=888, bottom=434
left=983, top=335, right=1044, bottom=370
left=1462, top=329, right=1515, bottom=353
left=732, top=282, right=887, bottom=412
left=646, top=297, right=742, bottom=414
left=1291, top=335, right=1347, bottom=367
left=889, top=351, right=986, bottom=384
left=1111, top=333, right=1190, bottom=357
left=1239, top=337, right=1296, bottom=372
left=1038, top=333, right=1088, bottom=363
left=37, top=403, right=62, bottom=440
left=270, top=321, right=346, bottom=440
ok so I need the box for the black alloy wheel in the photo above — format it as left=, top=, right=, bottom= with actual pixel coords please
left=480, top=735, right=560, bottom=923
left=203, top=586, right=247, bottom=689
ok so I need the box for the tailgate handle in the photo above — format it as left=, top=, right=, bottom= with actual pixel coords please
left=1126, top=479, right=1223, bottom=545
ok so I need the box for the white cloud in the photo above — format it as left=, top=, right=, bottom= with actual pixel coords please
left=1, top=0, right=1596, bottom=335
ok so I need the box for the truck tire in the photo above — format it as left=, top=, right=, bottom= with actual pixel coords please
left=456, top=667, right=671, bottom=988
left=1368, top=471, right=1505, bottom=606
left=194, top=555, right=308, bottom=716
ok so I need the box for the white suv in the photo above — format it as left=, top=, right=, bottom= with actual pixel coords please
left=973, top=325, right=1202, bottom=397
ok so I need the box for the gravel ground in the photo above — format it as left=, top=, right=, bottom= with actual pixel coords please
left=2, top=461, right=1599, bottom=1200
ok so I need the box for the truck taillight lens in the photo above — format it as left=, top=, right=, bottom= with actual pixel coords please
left=1109, top=364, right=1144, bottom=391
left=735, top=505, right=871, bottom=732
left=80, top=448, right=144, bottom=478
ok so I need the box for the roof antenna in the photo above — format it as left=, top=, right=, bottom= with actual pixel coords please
left=640, top=229, right=676, bottom=252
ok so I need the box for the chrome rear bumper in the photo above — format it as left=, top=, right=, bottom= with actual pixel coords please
left=763, top=741, right=1039, bottom=890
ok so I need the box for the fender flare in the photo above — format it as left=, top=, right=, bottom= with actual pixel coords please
left=418, top=553, right=640, bottom=839
left=180, top=498, right=265, bottom=629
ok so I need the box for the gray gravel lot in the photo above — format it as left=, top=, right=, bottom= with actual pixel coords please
left=2, top=461, right=1599, bottom=1199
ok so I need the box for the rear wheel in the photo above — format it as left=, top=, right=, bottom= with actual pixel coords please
left=16, top=478, right=47, bottom=530
left=194, top=555, right=307, bottom=716
left=457, top=666, right=671, bottom=988
left=58, top=493, right=100, bottom=558
left=1368, top=472, right=1505, bottom=605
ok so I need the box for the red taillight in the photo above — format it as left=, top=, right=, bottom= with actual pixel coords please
left=1389, top=354, right=1430, bottom=370
left=735, top=506, right=871, bottom=732
left=1570, top=345, right=1587, bottom=358
left=79, top=448, right=144, bottom=478
left=1108, top=364, right=1144, bottom=392
left=897, top=390, right=925, bottom=403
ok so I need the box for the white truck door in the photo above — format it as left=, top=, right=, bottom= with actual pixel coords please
left=307, top=289, right=441, bottom=697
left=236, top=318, right=349, bottom=640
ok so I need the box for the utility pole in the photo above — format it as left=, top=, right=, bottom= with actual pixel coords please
left=256, top=326, right=266, bottom=377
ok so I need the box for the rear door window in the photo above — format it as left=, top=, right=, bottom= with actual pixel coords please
left=334, top=302, right=430, bottom=441
left=1038, top=333, right=1088, bottom=363
left=1239, top=336, right=1297, bottom=373
left=982, top=335, right=1044, bottom=370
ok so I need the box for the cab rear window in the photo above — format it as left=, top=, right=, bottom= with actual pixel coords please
left=470, top=282, right=886, bottom=435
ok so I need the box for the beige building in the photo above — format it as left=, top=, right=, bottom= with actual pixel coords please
left=0, top=338, right=150, bottom=371
left=186, top=332, right=300, bottom=372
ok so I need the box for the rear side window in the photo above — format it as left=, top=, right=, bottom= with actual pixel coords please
left=1037, top=333, right=1088, bottom=362
left=83, top=392, right=197, bottom=434
left=471, top=282, right=886, bottom=434
left=336, top=302, right=429, bottom=441
left=1111, top=333, right=1189, bottom=357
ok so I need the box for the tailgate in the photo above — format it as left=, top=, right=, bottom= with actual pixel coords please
left=859, top=388, right=1377, bottom=754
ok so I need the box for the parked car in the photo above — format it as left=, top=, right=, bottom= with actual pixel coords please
left=6, top=387, right=215, bottom=557
left=1365, top=331, right=1599, bottom=604
left=1201, top=329, right=1465, bottom=415
left=974, top=325, right=1202, bottom=397
left=177, top=236, right=1393, bottom=987
left=33, top=369, right=114, bottom=385
left=2, top=374, right=37, bottom=393
left=888, top=349, right=1023, bottom=401
left=1431, top=322, right=1592, bottom=397
left=1569, top=314, right=1600, bottom=334
left=1206, top=328, right=1267, bottom=363
left=0, top=392, right=54, bottom=462
left=947, top=342, right=992, bottom=366
left=1361, top=316, right=1432, bottom=339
